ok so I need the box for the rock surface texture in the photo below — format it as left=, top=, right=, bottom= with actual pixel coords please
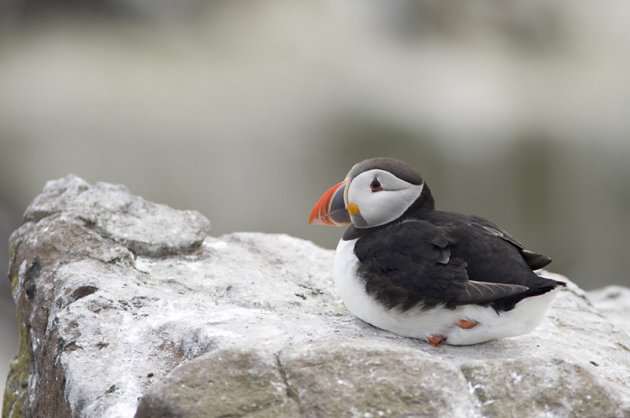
left=4, top=175, right=630, bottom=418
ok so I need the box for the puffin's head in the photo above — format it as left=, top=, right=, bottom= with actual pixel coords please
left=309, top=158, right=431, bottom=228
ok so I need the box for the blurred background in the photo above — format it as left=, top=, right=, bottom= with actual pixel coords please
left=1, top=0, right=629, bottom=404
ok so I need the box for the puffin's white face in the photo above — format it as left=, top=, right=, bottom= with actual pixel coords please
left=346, top=169, right=424, bottom=228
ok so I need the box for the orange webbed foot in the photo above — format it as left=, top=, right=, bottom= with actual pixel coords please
left=426, top=335, right=445, bottom=347
left=456, top=319, right=478, bottom=329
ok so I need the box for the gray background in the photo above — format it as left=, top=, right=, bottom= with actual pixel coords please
left=1, top=0, right=629, bottom=405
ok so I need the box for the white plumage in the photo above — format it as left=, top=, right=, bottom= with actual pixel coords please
left=334, top=238, right=558, bottom=345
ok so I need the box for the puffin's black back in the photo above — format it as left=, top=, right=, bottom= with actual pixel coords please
left=352, top=211, right=564, bottom=313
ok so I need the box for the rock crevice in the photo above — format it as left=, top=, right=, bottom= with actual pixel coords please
left=275, top=353, right=304, bottom=416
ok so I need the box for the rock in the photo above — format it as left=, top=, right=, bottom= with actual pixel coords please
left=588, top=286, right=630, bottom=337
left=22, top=174, right=210, bottom=257
left=136, top=350, right=300, bottom=418
left=4, top=175, right=630, bottom=418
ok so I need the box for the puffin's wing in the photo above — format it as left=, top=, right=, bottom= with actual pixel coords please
left=469, top=215, right=552, bottom=270
left=353, top=221, right=530, bottom=311
left=454, top=280, right=528, bottom=305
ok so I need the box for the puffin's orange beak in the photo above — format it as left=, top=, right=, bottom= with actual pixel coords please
left=308, top=180, right=350, bottom=226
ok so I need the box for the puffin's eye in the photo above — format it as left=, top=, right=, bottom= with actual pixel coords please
left=370, top=178, right=383, bottom=192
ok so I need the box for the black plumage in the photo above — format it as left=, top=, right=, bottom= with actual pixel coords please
left=347, top=181, right=564, bottom=313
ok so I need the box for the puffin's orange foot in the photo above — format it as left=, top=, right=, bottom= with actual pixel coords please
left=456, top=319, right=478, bottom=329
left=426, top=335, right=445, bottom=347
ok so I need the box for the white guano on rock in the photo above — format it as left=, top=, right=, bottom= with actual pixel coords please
left=3, top=175, right=630, bottom=418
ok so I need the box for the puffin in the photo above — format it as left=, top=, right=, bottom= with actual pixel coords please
left=309, top=157, right=565, bottom=346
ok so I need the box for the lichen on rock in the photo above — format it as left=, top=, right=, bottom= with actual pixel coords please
left=2, top=306, right=31, bottom=418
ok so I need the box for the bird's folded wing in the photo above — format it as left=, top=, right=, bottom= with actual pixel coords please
left=453, top=280, right=529, bottom=305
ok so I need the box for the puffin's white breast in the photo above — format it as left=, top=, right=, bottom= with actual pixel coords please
left=333, top=238, right=559, bottom=345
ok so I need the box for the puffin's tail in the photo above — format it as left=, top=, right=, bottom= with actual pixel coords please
left=492, top=276, right=565, bottom=312
left=528, top=276, right=566, bottom=297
